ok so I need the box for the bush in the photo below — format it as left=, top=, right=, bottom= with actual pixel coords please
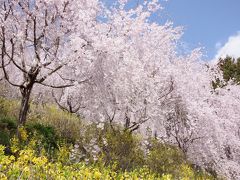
left=71, top=123, right=145, bottom=171
left=99, top=125, right=145, bottom=171
left=146, top=139, right=186, bottom=176
left=0, top=97, right=20, bottom=119
left=0, top=116, right=17, bottom=146
left=26, top=123, right=59, bottom=151
left=0, top=131, right=10, bottom=146
left=0, top=96, right=83, bottom=142
left=27, top=104, right=83, bottom=143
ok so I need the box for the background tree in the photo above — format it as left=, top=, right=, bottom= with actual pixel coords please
left=218, top=56, right=240, bottom=84
left=212, top=56, right=240, bottom=89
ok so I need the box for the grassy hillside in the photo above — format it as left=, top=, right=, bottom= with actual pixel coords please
left=0, top=97, right=216, bottom=179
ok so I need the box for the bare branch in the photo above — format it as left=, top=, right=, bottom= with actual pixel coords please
left=5, top=38, right=28, bottom=74
left=1, top=26, right=22, bottom=87
left=52, top=90, right=85, bottom=114
left=52, top=90, right=70, bottom=112
left=36, top=81, right=74, bottom=88
left=36, top=65, right=64, bottom=83
left=158, top=77, right=174, bottom=100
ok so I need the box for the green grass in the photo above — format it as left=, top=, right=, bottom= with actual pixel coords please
left=0, top=97, right=218, bottom=179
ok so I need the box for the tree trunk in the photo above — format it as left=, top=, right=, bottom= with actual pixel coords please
left=18, top=86, right=33, bottom=126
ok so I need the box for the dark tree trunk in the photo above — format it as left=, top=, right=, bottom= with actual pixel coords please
left=18, top=66, right=40, bottom=126
left=18, top=85, right=33, bottom=126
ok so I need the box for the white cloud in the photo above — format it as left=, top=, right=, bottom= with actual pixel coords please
left=214, top=32, right=240, bottom=60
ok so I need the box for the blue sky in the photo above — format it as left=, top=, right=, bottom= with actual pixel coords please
left=103, top=0, right=240, bottom=60
left=160, top=0, right=240, bottom=60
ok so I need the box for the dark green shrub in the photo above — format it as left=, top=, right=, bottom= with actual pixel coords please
left=0, top=131, right=10, bottom=146
left=146, top=139, right=186, bottom=177
left=80, top=123, right=145, bottom=171
left=213, top=56, right=240, bottom=89
left=0, top=116, right=17, bottom=146
left=26, top=123, right=59, bottom=151
left=0, top=97, right=20, bottom=118
left=100, top=126, right=145, bottom=171
left=0, top=116, right=17, bottom=130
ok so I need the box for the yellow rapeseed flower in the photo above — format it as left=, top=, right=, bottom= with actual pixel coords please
left=93, top=171, right=102, bottom=179
left=18, top=127, right=28, bottom=141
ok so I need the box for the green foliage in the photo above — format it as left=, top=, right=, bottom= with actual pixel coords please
left=99, top=125, right=145, bottom=171
left=26, top=123, right=59, bottom=151
left=212, top=77, right=225, bottom=90
left=0, top=116, right=17, bottom=146
left=0, top=108, right=61, bottom=153
left=0, top=97, right=83, bottom=142
left=145, top=139, right=215, bottom=179
left=0, top=97, right=217, bottom=179
left=0, top=139, right=214, bottom=180
left=76, top=124, right=214, bottom=179
left=0, top=142, right=161, bottom=179
left=146, top=139, right=186, bottom=176
left=27, top=103, right=83, bottom=143
left=0, top=131, right=9, bottom=146
left=74, top=123, right=145, bottom=171
left=0, top=97, right=20, bottom=119
left=219, top=56, right=240, bottom=83
left=0, top=116, right=17, bottom=131
left=213, top=56, right=240, bottom=89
